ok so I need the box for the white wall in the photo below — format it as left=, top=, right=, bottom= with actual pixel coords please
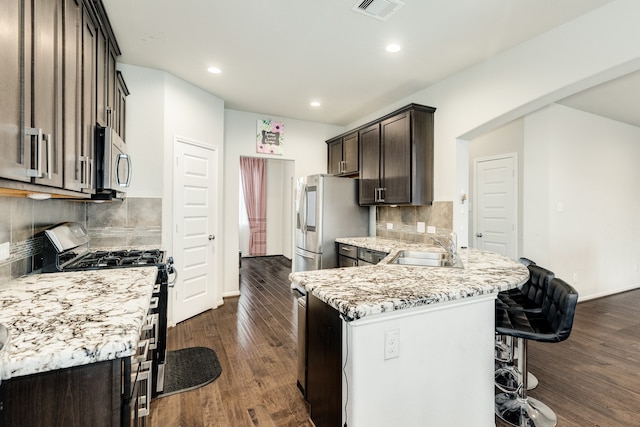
left=117, top=63, right=225, bottom=315
left=223, top=109, right=344, bottom=297
left=344, top=0, right=640, bottom=248
left=265, top=158, right=295, bottom=258
left=117, top=64, right=164, bottom=198
left=524, top=104, right=640, bottom=300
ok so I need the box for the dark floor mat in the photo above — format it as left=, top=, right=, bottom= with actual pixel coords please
left=157, top=346, right=222, bottom=398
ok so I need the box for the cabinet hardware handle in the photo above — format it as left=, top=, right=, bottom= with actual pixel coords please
left=26, top=127, right=43, bottom=178
left=476, top=232, right=483, bottom=238
left=43, top=133, right=52, bottom=179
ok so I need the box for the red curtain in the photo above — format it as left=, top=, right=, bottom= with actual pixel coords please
left=240, top=157, right=267, bottom=256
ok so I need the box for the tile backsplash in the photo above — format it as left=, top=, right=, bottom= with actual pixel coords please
left=375, top=201, right=453, bottom=243
left=0, top=196, right=162, bottom=282
left=87, top=198, right=162, bottom=248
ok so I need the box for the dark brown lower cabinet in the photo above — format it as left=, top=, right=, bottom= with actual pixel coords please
left=0, top=358, right=124, bottom=427
left=307, top=294, right=342, bottom=427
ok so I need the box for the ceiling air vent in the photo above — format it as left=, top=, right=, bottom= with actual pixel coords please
left=352, top=0, right=405, bottom=21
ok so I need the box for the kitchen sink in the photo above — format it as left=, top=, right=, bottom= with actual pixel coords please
left=389, top=250, right=464, bottom=268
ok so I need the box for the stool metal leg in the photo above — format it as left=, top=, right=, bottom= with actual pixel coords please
left=495, top=335, right=539, bottom=392
left=495, top=338, right=557, bottom=427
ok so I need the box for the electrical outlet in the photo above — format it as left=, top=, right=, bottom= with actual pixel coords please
left=386, top=223, right=393, bottom=230
left=384, top=329, right=399, bottom=360
left=573, top=272, right=578, bottom=285
left=0, top=242, right=9, bottom=261
left=427, top=226, right=436, bottom=234
left=417, top=222, right=426, bottom=233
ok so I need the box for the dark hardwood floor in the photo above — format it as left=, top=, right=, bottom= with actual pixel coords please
left=149, top=256, right=311, bottom=427
left=150, top=256, right=640, bottom=427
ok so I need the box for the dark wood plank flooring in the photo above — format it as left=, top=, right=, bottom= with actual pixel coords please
left=151, top=256, right=640, bottom=427
left=149, top=256, right=311, bottom=427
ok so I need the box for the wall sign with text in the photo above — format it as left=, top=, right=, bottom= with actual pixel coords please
left=256, top=119, right=284, bottom=155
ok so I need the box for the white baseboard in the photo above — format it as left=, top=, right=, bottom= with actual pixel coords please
left=578, top=284, right=640, bottom=302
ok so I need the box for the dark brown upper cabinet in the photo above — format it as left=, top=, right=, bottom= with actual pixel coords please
left=325, top=104, right=435, bottom=206
left=360, top=104, right=435, bottom=206
left=0, top=0, right=64, bottom=188
left=327, top=131, right=359, bottom=176
left=0, top=0, right=126, bottom=197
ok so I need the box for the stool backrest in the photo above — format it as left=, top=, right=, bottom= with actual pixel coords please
left=542, top=277, right=579, bottom=342
left=522, top=264, right=554, bottom=307
left=518, top=257, right=536, bottom=267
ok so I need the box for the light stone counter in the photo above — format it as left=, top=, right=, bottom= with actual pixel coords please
left=290, top=237, right=528, bottom=320
left=0, top=267, right=158, bottom=378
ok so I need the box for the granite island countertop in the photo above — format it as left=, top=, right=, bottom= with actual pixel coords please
left=0, top=267, right=158, bottom=378
left=290, top=237, right=529, bottom=320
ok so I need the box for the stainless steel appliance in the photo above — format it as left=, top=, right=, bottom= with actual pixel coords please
left=94, top=126, right=131, bottom=200
left=294, top=174, right=369, bottom=279
left=37, top=222, right=175, bottom=424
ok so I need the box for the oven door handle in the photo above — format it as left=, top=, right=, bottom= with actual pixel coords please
left=168, top=266, right=178, bottom=287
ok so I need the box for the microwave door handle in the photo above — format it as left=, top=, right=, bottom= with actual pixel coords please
left=116, top=153, right=132, bottom=187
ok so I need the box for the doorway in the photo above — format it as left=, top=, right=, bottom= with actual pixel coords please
left=239, top=156, right=295, bottom=260
left=473, top=154, right=518, bottom=259
left=172, top=137, right=219, bottom=324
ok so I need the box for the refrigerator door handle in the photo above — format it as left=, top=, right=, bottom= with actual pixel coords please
left=297, top=251, right=316, bottom=260
left=300, top=185, right=308, bottom=233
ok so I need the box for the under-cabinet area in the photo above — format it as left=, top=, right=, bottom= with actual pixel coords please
left=337, top=242, right=388, bottom=267
left=0, top=0, right=127, bottom=199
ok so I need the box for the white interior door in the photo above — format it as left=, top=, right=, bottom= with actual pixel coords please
left=473, top=154, right=517, bottom=258
left=173, top=138, right=218, bottom=324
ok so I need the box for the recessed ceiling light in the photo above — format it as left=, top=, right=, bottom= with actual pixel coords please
left=310, top=101, right=321, bottom=107
left=207, top=67, right=222, bottom=74
left=386, top=44, right=401, bottom=53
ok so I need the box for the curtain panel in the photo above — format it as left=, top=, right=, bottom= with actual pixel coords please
left=240, top=157, right=267, bottom=256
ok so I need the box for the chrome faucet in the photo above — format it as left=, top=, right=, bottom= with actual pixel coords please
left=429, top=233, right=457, bottom=265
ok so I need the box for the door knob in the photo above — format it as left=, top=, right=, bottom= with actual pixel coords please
left=476, top=232, right=483, bottom=238
left=209, top=234, right=216, bottom=241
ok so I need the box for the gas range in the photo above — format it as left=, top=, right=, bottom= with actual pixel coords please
left=62, top=248, right=165, bottom=270
left=37, top=222, right=174, bottom=399
left=38, top=222, right=170, bottom=273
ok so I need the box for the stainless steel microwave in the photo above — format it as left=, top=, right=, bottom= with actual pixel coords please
left=94, top=126, right=131, bottom=200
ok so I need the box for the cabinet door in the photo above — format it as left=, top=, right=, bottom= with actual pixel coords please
left=358, top=123, right=380, bottom=205
left=63, top=0, right=84, bottom=191
left=327, top=138, right=342, bottom=175
left=96, top=25, right=108, bottom=127
left=29, top=0, right=64, bottom=188
left=106, top=42, right=117, bottom=127
left=342, top=131, right=358, bottom=175
left=380, top=111, right=411, bottom=204
left=0, top=0, right=30, bottom=182
left=81, top=5, right=97, bottom=192
left=307, top=294, right=342, bottom=427
left=114, top=71, right=129, bottom=140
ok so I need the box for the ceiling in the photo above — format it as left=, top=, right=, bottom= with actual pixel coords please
left=102, top=0, right=636, bottom=127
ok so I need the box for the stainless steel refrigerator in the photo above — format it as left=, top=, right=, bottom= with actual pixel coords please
left=294, top=174, right=369, bottom=273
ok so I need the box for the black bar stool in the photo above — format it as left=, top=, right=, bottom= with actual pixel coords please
left=495, top=277, right=578, bottom=427
left=495, top=263, right=555, bottom=391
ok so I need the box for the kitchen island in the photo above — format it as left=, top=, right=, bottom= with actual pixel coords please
left=0, top=267, right=159, bottom=426
left=290, top=237, right=529, bottom=427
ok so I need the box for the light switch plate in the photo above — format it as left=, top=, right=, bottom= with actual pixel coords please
left=417, top=222, right=426, bottom=233
left=427, top=226, right=436, bottom=234
left=0, top=242, right=10, bottom=261
left=386, top=223, right=393, bottom=230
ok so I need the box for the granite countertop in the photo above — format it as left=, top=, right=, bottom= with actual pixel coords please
left=290, top=237, right=529, bottom=320
left=0, top=267, right=158, bottom=378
